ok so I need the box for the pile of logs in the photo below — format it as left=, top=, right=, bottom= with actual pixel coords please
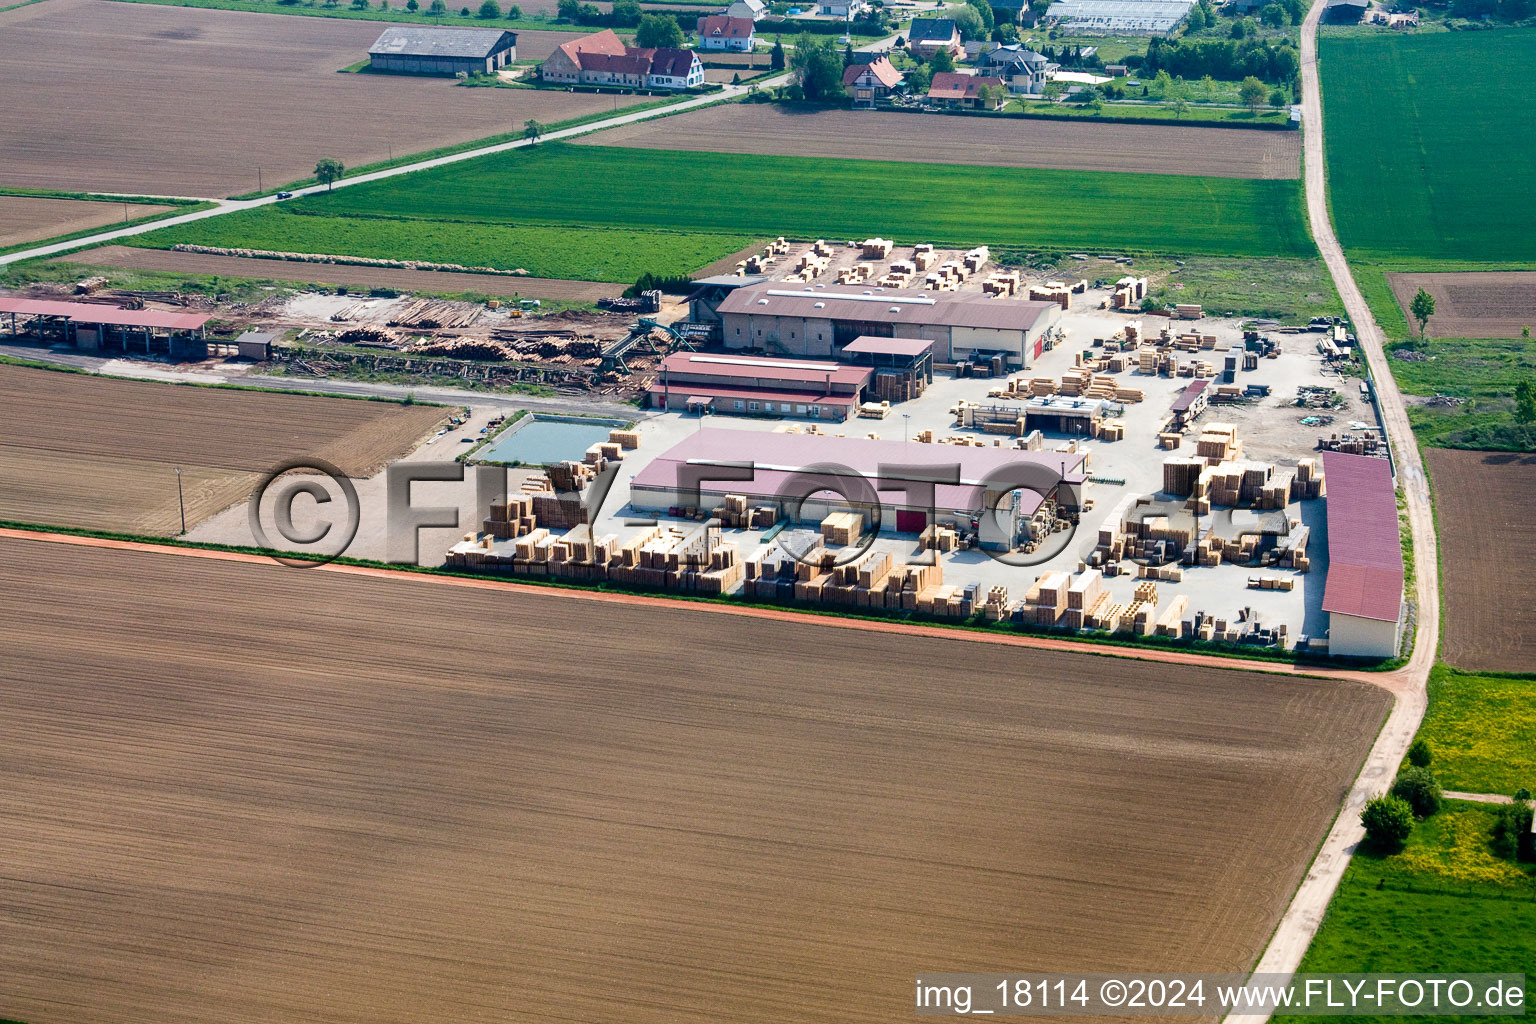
left=387, top=299, right=481, bottom=329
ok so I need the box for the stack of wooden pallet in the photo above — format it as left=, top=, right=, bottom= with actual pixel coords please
left=1291, top=458, right=1326, bottom=500
left=820, top=511, right=863, bottom=547
left=1021, top=570, right=1069, bottom=626
left=920, top=523, right=960, bottom=552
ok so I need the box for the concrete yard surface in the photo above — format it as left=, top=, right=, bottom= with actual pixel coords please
left=0, top=535, right=1390, bottom=1024
left=578, top=103, right=1303, bottom=180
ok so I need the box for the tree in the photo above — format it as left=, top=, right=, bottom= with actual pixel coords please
left=556, top=0, right=578, bottom=18
left=1229, top=15, right=1249, bottom=36
left=1200, top=73, right=1214, bottom=98
left=1516, top=378, right=1536, bottom=425
left=351, top=0, right=368, bottom=9
left=1391, top=766, right=1442, bottom=818
left=477, top=0, right=500, bottom=15
left=1410, top=286, right=1436, bottom=338
left=635, top=13, right=683, bottom=47
left=523, top=119, right=543, bottom=142
left=991, top=22, right=1018, bottom=42
left=378, top=0, right=389, bottom=9
left=1041, top=80, right=1063, bottom=103
left=1259, top=1, right=1285, bottom=24
left=1268, top=86, right=1286, bottom=107
left=1490, top=802, right=1533, bottom=860
left=929, top=45, right=955, bottom=72
left=952, top=2, right=986, bottom=39
left=976, top=82, right=1002, bottom=108
left=966, top=0, right=994, bottom=29
left=789, top=35, right=845, bottom=102
left=1360, top=795, right=1414, bottom=852
left=904, top=62, right=932, bottom=92
left=610, top=0, right=641, bottom=23
left=405, top=0, right=418, bottom=10
left=770, top=37, right=786, bottom=70
left=1185, top=2, right=1206, bottom=29
left=1525, top=326, right=1532, bottom=339
left=1169, top=94, right=1189, bottom=118
left=428, top=0, right=447, bottom=13
left=313, top=158, right=344, bottom=192
left=1238, top=75, right=1267, bottom=112
left=506, top=3, right=521, bottom=15
left=460, top=6, right=472, bottom=15
left=1151, top=69, right=1173, bottom=97
left=1407, top=738, right=1433, bottom=768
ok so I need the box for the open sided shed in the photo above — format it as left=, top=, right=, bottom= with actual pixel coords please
left=368, top=27, right=518, bottom=76
left=0, top=297, right=211, bottom=357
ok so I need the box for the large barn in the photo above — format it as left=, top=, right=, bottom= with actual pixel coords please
left=715, top=283, right=1061, bottom=370
left=368, top=27, right=518, bottom=76
left=1320, top=451, right=1404, bottom=658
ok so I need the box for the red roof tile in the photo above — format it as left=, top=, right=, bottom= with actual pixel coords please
left=697, top=14, right=754, bottom=38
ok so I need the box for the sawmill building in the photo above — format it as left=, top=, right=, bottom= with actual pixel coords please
left=368, top=27, right=518, bottom=75
left=646, top=352, right=871, bottom=420
left=1320, top=451, right=1404, bottom=658
left=714, top=284, right=1060, bottom=370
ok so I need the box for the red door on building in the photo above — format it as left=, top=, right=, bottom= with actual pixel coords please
left=896, top=509, right=927, bottom=533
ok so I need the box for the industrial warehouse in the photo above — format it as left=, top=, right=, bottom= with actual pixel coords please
left=367, top=27, right=519, bottom=76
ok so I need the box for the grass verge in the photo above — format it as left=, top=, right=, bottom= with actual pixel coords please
left=1417, top=666, right=1536, bottom=795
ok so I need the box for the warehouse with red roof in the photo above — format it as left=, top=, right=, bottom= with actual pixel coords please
left=1320, top=451, right=1404, bottom=658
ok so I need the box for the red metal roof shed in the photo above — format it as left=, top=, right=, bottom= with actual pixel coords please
left=1320, top=451, right=1403, bottom=622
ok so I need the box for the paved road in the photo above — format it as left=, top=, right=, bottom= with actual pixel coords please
left=0, top=81, right=773, bottom=269
left=1224, top=3, right=1441, bottom=1020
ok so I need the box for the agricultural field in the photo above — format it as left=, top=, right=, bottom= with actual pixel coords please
left=0, top=0, right=648, bottom=197
left=1319, top=28, right=1536, bottom=262
left=134, top=211, right=756, bottom=283
left=1388, top=271, right=1536, bottom=340
left=580, top=104, right=1303, bottom=179
left=1417, top=666, right=1536, bottom=796
left=1425, top=447, right=1536, bottom=670
left=0, top=363, right=445, bottom=534
left=109, top=0, right=574, bottom=25
left=140, top=142, right=1315, bottom=263
left=0, top=536, right=1390, bottom=1024
left=1279, top=801, right=1535, bottom=1024
left=0, top=195, right=175, bottom=249
left=62, top=245, right=626, bottom=302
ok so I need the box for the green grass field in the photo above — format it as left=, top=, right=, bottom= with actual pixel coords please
left=133, top=211, right=754, bottom=282
left=1279, top=801, right=1535, bottom=1024
left=155, top=142, right=1313, bottom=261
left=1417, top=667, right=1536, bottom=795
left=1320, top=29, right=1536, bottom=262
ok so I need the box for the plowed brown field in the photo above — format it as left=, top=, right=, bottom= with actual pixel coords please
left=1388, top=271, right=1536, bottom=338
left=0, top=534, right=1389, bottom=1024
left=63, top=245, right=624, bottom=301
left=0, top=0, right=647, bottom=197
left=0, top=196, right=175, bottom=249
left=0, top=364, right=444, bottom=533
left=579, top=104, right=1303, bottom=179
left=1426, top=447, right=1536, bottom=671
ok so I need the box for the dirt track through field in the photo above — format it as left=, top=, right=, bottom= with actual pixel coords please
left=1388, top=270, right=1536, bottom=338
left=0, top=533, right=1389, bottom=1024
left=1425, top=447, right=1536, bottom=672
left=62, top=245, right=625, bottom=301
left=0, top=196, right=176, bottom=248
left=0, top=363, right=444, bottom=533
left=578, top=104, right=1302, bottom=179
left=0, top=0, right=648, bottom=197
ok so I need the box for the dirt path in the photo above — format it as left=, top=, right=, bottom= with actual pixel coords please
left=1444, top=791, right=1517, bottom=805
left=1223, top=1, right=1442, bottom=1018
left=62, top=245, right=623, bottom=302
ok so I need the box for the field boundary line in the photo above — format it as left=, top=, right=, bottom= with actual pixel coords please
left=1223, top=0, right=1441, bottom=1018
left=0, top=524, right=1390, bottom=684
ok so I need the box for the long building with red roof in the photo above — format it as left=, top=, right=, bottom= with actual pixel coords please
left=1320, top=451, right=1404, bottom=658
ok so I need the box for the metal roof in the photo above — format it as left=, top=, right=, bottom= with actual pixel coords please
left=1170, top=378, right=1208, bottom=413
left=1044, top=0, right=1192, bottom=31
left=718, top=284, right=1058, bottom=333
left=0, top=297, right=209, bottom=331
left=1320, top=451, right=1404, bottom=623
left=647, top=382, right=858, bottom=406
left=840, top=335, right=933, bottom=357
left=659, top=352, right=871, bottom=387
left=369, top=27, right=517, bottom=59
left=631, top=428, right=1089, bottom=515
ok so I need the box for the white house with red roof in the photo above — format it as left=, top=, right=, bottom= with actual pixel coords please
left=696, top=14, right=755, bottom=50
left=842, top=55, right=902, bottom=107
left=539, top=29, right=703, bottom=89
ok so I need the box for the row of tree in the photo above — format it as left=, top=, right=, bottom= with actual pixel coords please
left=1140, top=35, right=1300, bottom=85
left=1361, top=739, right=1534, bottom=858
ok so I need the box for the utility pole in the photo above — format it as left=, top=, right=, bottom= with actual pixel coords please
left=258, top=166, right=262, bottom=192
left=176, top=467, right=186, bottom=535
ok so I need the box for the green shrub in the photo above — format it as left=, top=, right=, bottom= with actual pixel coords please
left=1392, top=766, right=1443, bottom=818
left=1407, top=738, right=1433, bottom=768
left=1489, top=802, right=1533, bottom=861
left=1361, top=794, right=1415, bottom=852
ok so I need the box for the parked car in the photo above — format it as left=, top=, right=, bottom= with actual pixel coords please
left=276, top=191, right=294, bottom=199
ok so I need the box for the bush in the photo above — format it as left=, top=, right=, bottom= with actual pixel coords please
left=1391, top=766, right=1443, bottom=818
left=1489, top=802, right=1533, bottom=861
left=1407, top=738, right=1433, bottom=768
left=1516, top=787, right=1532, bottom=801
left=477, top=0, right=500, bottom=15
left=1361, top=794, right=1415, bottom=851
